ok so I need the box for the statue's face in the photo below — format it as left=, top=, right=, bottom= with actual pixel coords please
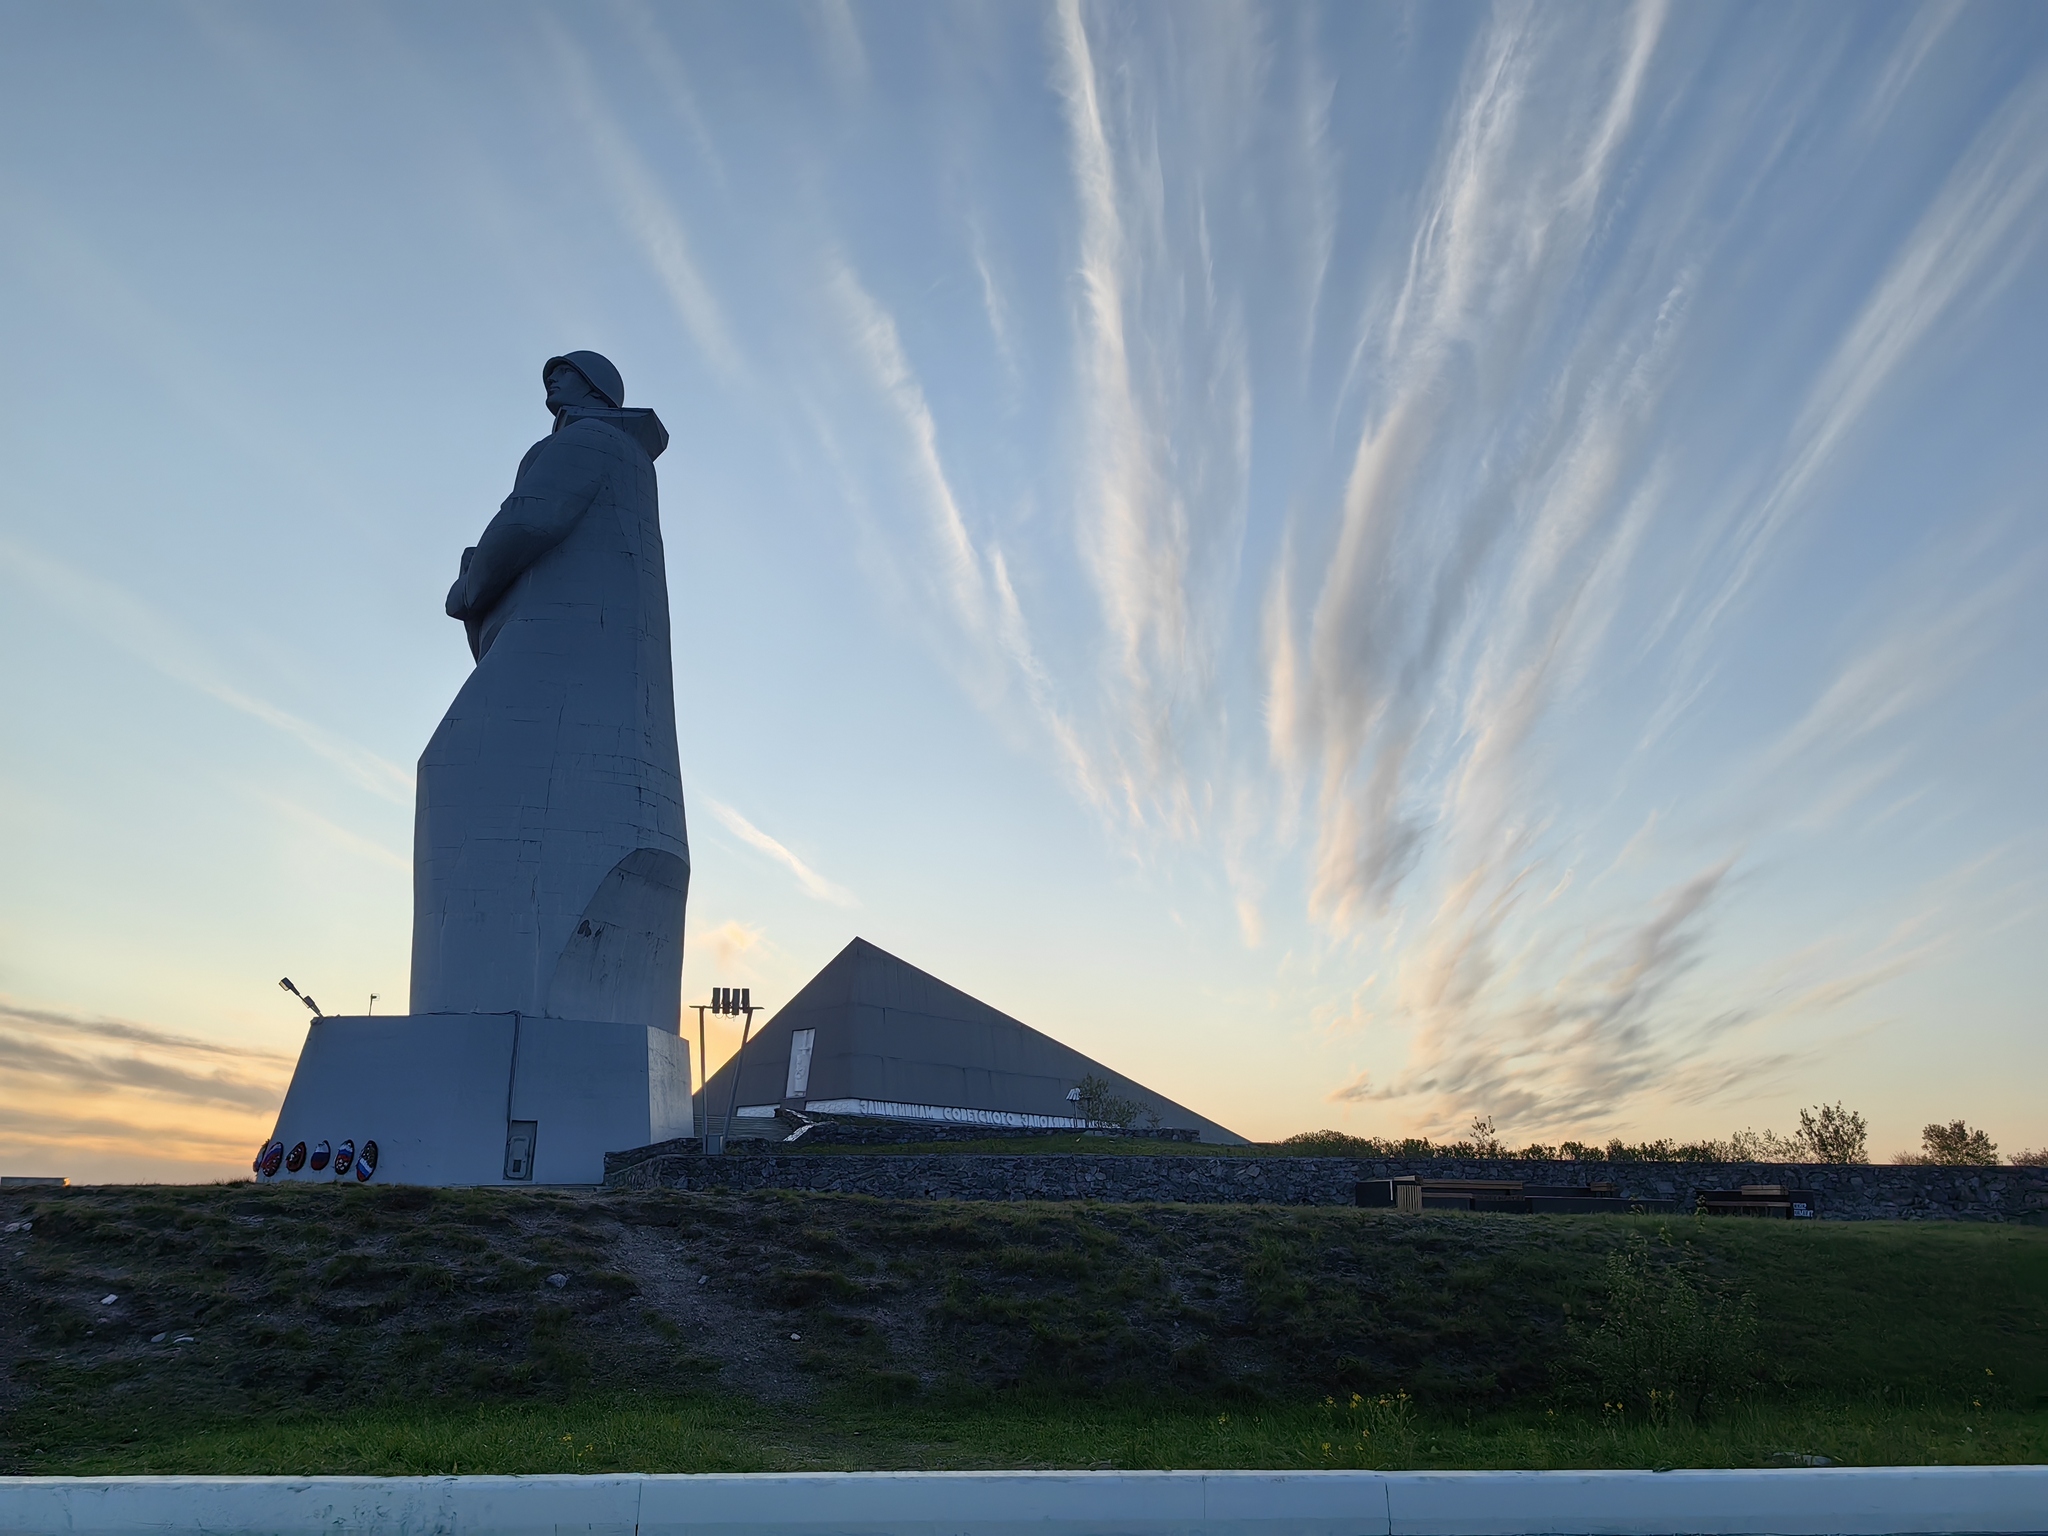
left=546, top=364, right=604, bottom=412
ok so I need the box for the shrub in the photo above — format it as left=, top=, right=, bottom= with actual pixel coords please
left=1796, top=1102, right=1869, bottom=1163
left=1916, top=1120, right=2000, bottom=1165
left=1280, top=1130, right=1379, bottom=1154
left=1562, top=1231, right=1758, bottom=1423
left=2009, top=1147, right=2047, bottom=1167
left=1557, top=1137, right=1731, bottom=1164
left=1275, top=1115, right=1868, bottom=1165
left=1466, top=1116, right=1505, bottom=1158
left=1279, top=1131, right=1770, bottom=1163
left=1723, top=1127, right=1803, bottom=1162
left=1074, top=1073, right=1154, bottom=1132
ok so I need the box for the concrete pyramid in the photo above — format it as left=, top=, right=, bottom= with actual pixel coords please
left=699, top=938, right=1242, bottom=1142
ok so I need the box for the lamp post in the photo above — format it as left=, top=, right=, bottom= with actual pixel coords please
left=689, top=1002, right=710, bottom=1148
left=699, top=987, right=756, bottom=1155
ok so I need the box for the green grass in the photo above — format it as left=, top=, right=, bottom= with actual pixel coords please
left=1666, top=1220, right=2045, bottom=1396
left=16, top=1391, right=2047, bottom=1476
left=3, top=1184, right=2043, bottom=1474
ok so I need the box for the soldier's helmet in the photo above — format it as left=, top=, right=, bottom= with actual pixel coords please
left=543, top=350, right=624, bottom=409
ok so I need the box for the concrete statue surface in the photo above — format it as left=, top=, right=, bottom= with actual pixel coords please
left=263, top=354, right=694, bottom=1185
left=414, top=352, right=690, bottom=1030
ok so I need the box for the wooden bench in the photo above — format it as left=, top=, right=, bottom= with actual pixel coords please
left=1355, top=1177, right=1675, bottom=1215
left=1696, top=1184, right=1820, bottom=1219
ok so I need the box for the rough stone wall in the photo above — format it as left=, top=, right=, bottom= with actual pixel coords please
left=601, top=1151, right=2048, bottom=1222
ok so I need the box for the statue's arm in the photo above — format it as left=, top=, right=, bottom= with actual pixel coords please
left=445, top=433, right=605, bottom=622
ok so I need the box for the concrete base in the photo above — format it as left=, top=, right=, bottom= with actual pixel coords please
left=262, top=1013, right=691, bottom=1187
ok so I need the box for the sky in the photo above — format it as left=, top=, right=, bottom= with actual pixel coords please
left=2, top=1, right=2045, bottom=1184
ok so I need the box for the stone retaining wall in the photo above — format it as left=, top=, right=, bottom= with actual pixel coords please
left=602, top=1150, right=2048, bottom=1222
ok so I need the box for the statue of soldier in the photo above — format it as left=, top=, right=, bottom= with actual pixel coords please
left=409, top=352, right=689, bottom=1034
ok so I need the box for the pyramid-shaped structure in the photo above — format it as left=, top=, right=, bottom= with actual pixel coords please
left=699, top=938, right=1242, bottom=1142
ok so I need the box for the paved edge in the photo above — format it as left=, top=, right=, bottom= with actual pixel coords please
left=1, top=1466, right=2045, bottom=1535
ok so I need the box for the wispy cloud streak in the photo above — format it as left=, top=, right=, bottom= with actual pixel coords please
left=706, top=800, right=857, bottom=908
left=0, top=1000, right=292, bottom=1114
left=826, top=254, right=1104, bottom=808
left=1050, top=0, right=1258, bottom=830
left=545, top=19, right=745, bottom=383
left=0, top=538, right=413, bottom=805
left=1679, top=66, right=2048, bottom=668
left=1279, top=4, right=1669, bottom=930
left=1006, top=3, right=2036, bottom=1133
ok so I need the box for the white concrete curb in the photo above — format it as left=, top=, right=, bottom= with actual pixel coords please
left=0, top=1467, right=2042, bottom=1536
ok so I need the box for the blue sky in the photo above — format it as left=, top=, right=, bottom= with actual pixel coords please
left=2, top=2, right=2044, bottom=1182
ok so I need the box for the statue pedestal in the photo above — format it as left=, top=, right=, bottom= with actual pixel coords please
left=261, top=1013, right=691, bottom=1187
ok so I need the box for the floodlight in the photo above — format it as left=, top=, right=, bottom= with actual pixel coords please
left=278, top=978, right=323, bottom=1018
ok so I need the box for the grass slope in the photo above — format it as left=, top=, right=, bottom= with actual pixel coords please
left=1, top=1182, right=2042, bottom=1473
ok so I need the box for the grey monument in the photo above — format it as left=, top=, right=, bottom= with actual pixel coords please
left=413, top=351, right=690, bottom=1030
left=260, top=353, right=695, bottom=1186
